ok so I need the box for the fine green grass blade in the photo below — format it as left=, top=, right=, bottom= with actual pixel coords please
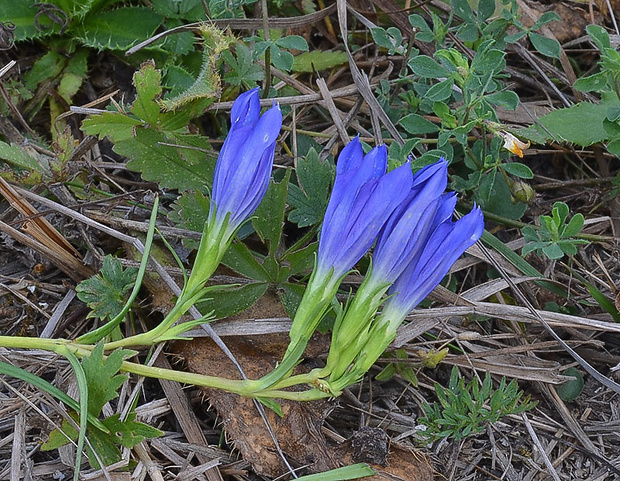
left=62, top=350, right=89, bottom=481
left=294, top=464, right=375, bottom=480
left=0, top=360, right=109, bottom=433
left=78, top=195, right=160, bottom=344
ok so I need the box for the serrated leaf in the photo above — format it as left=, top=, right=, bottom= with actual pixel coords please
left=278, top=282, right=306, bottom=318
left=73, top=7, right=163, bottom=50
left=222, top=242, right=271, bottom=281
left=152, top=0, right=205, bottom=18
left=102, top=413, right=163, bottom=448
left=131, top=62, right=162, bottom=125
left=160, top=47, right=220, bottom=111
left=0, top=141, right=51, bottom=176
left=168, top=190, right=211, bottom=248
left=24, top=51, right=66, bottom=91
left=284, top=241, right=318, bottom=277
left=0, top=2, right=60, bottom=41
left=287, top=148, right=332, bottom=227
left=41, top=417, right=77, bottom=451
left=82, top=111, right=143, bottom=142
left=223, top=43, right=264, bottom=88
left=253, top=170, right=290, bottom=250
left=292, top=50, right=348, bottom=73
left=81, top=343, right=133, bottom=416
left=400, top=113, right=439, bottom=135
left=76, top=256, right=138, bottom=321
left=116, top=130, right=215, bottom=191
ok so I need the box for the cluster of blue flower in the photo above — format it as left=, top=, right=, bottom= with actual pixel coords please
left=208, top=88, right=484, bottom=392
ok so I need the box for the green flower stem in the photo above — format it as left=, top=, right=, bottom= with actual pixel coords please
left=103, top=285, right=210, bottom=350
left=184, top=215, right=231, bottom=296
left=0, top=336, right=76, bottom=352
left=0, top=335, right=330, bottom=401
left=325, top=275, right=391, bottom=383
left=253, top=269, right=341, bottom=391
left=105, top=215, right=232, bottom=351
left=118, top=359, right=330, bottom=401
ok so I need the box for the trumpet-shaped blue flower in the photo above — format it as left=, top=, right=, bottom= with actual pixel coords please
left=211, top=87, right=282, bottom=235
left=381, top=199, right=484, bottom=328
left=185, top=88, right=281, bottom=296
left=315, top=137, right=414, bottom=281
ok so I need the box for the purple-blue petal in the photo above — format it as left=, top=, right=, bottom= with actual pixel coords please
left=210, top=90, right=282, bottom=232
left=230, top=87, right=260, bottom=128
left=371, top=159, right=449, bottom=283
left=317, top=157, right=412, bottom=278
left=386, top=206, right=484, bottom=314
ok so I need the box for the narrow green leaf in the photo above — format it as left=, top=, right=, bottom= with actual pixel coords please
left=294, top=464, right=375, bottom=480
left=62, top=349, right=89, bottom=481
left=0, top=361, right=108, bottom=433
left=481, top=230, right=565, bottom=296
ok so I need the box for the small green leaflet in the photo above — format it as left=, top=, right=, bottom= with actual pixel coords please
left=81, top=343, right=134, bottom=416
left=76, top=255, right=138, bottom=321
left=288, top=148, right=333, bottom=227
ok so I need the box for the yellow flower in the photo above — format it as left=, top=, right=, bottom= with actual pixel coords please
left=499, top=131, right=530, bottom=158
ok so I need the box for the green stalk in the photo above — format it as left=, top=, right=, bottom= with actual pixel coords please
left=254, top=269, right=341, bottom=391
left=325, top=275, right=391, bottom=382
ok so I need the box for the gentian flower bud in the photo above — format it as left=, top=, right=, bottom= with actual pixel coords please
left=315, top=137, right=414, bottom=281
left=326, top=158, right=449, bottom=381
left=185, top=88, right=281, bottom=296
left=326, top=161, right=484, bottom=391
left=211, top=87, right=282, bottom=237
left=371, top=159, right=449, bottom=285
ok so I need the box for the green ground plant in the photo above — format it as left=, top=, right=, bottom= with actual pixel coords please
left=0, top=0, right=616, bottom=478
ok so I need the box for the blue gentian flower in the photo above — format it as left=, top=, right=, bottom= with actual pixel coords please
left=315, top=137, right=414, bottom=281
left=185, top=88, right=281, bottom=296
left=370, top=159, right=449, bottom=285
left=211, top=87, right=282, bottom=235
left=381, top=200, right=484, bottom=325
